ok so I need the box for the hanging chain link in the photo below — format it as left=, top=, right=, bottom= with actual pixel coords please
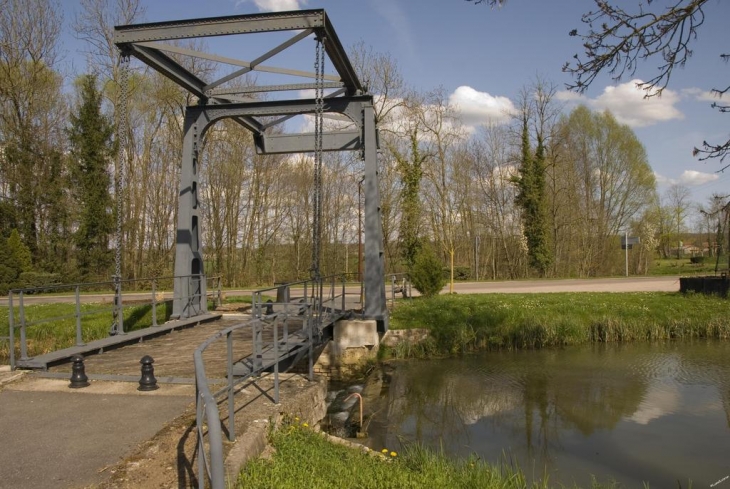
left=116, top=54, right=130, bottom=282
left=311, top=36, right=326, bottom=280
left=112, top=53, right=130, bottom=335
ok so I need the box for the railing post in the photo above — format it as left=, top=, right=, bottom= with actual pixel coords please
left=253, top=319, right=262, bottom=372
left=152, top=279, right=158, bottom=327
left=217, top=277, right=222, bottom=307
left=273, top=319, right=280, bottom=404
left=200, top=273, right=208, bottom=314
left=227, top=330, right=235, bottom=441
left=75, top=286, right=84, bottom=346
left=19, top=291, right=27, bottom=361
left=8, top=292, right=15, bottom=370
left=341, top=275, right=346, bottom=312
left=391, top=275, right=396, bottom=307
left=307, top=314, right=313, bottom=381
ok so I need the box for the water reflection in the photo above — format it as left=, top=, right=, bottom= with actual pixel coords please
left=365, top=342, right=730, bottom=487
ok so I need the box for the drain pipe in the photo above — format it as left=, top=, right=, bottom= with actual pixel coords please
left=344, top=392, right=364, bottom=435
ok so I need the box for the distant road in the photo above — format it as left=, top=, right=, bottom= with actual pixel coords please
left=0, top=276, right=680, bottom=306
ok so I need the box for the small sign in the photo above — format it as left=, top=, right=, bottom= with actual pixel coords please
left=621, top=236, right=640, bottom=246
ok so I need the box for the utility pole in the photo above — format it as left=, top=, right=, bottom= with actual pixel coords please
left=625, top=229, right=629, bottom=277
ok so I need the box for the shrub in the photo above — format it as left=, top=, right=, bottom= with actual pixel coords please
left=410, top=247, right=446, bottom=297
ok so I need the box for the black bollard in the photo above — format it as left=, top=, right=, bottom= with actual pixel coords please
left=69, top=355, right=90, bottom=388
left=138, top=355, right=159, bottom=391
left=265, top=299, right=274, bottom=315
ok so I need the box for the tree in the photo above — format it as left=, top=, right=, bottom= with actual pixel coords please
left=68, top=74, right=115, bottom=280
left=513, top=88, right=553, bottom=277
left=556, top=105, right=656, bottom=274
left=410, top=245, right=446, bottom=298
left=563, top=0, right=729, bottom=165
left=665, top=184, right=691, bottom=258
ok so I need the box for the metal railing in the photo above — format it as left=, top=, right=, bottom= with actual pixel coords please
left=389, top=273, right=412, bottom=307
left=192, top=274, right=351, bottom=489
left=4, top=275, right=222, bottom=369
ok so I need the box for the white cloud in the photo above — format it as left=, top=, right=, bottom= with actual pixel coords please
left=654, top=170, right=719, bottom=186
left=448, top=86, right=516, bottom=127
left=558, top=80, right=683, bottom=128
left=591, top=80, right=683, bottom=127
left=237, top=0, right=305, bottom=12
left=679, top=170, right=719, bottom=186
left=682, top=87, right=724, bottom=102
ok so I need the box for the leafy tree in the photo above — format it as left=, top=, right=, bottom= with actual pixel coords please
left=68, top=74, right=115, bottom=280
left=410, top=246, right=446, bottom=298
left=514, top=96, right=552, bottom=277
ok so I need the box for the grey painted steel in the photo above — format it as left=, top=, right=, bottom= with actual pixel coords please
left=7, top=292, right=14, bottom=370
left=114, top=9, right=362, bottom=93
left=210, top=81, right=344, bottom=95
left=203, top=28, right=313, bottom=93
left=362, top=103, right=388, bottom=331
left=114, top=8, right=386, bottom=333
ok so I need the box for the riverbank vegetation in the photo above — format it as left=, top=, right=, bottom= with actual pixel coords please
left=237, top=419, right=614, bottom=489
left=386, top=292, right=730, bottom=357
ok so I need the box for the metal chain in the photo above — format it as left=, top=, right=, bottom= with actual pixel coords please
left=311, top=36, right=325, bottom=280
left=111, top=53, right=130, bottom=335
left=116, top=54, right=129, bottom=282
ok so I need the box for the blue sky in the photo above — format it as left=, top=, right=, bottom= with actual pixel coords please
left=58, top=0, right=730, bottom=206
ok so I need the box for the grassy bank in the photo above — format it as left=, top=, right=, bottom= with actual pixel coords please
left=387, top=292, right=730, bottom=356
left=237, top=419, right=612, bottom=489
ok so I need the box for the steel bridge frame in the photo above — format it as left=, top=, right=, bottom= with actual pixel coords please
left=114, top=9, right=388, bottom=330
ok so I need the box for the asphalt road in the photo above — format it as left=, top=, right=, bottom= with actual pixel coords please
left=0, top=276, right=680, bottom=307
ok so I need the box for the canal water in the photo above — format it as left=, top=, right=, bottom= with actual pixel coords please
left=361, top=341, right=730, bottom=487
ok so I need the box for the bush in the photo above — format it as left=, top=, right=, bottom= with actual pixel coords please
left=410, top=247, right=446, bottom=297
left=18, top=271, right=61, bottom=290
left=690, top=256, right=709, bottom=264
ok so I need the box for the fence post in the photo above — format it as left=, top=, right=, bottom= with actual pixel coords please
left=152, top=279, right=158, bottom=327
left=19, top=291, right=27, bottom=361
left=307, top=314, right=313, bottom=381
left=391, top=275, right=396, bottom=307
left=75, top=286, right=84, bottom=346
left=117, top=276, right=125, bottom=335
left=227, top=330, right=235, bottom=441
left=8, top=292, right=15, bottom=370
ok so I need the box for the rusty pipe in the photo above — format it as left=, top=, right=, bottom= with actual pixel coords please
left=344, top=392, right=363, bottom=429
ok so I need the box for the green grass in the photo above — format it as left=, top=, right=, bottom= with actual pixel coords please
left=237, top=418, right=616, bottom=489
left=649, top=257, right=727, bottom=276
left=0, top=301, right=172, bottom=362
left=387, top=292, right=730, bottom=357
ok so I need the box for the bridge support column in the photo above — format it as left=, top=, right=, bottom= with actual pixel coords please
left=172, top=110, right=206, bottom=319
left=362, top=103, right=388, bottom=332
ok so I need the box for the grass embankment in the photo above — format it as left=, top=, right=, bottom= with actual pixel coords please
left=237, top=419, right=612, bottom=489
left=650, top=257, right=727, bottom=275
left=0, top=301, right=173, bottom=362
left=387, top=292, right=730, bottom=357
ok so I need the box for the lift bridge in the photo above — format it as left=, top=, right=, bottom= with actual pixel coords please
left=113, top=8, right=387, bottom=333
left=112, top=10, right=389, bottom=488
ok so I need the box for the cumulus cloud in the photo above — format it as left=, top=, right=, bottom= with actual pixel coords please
left=448, top=86, right=516, bottom=127
left=237, top=0, right=305, bottom=12
left=557, top=80, right=683, bottom=128
left=591, top=80, right=683, bottom=127
left=654, top=170, right=718, bottom=186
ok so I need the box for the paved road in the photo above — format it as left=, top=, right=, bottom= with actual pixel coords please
left=0, top=276, right=680, bottom=306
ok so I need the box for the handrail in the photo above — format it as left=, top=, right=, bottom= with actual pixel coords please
left=192, top=274, right=358, bottom=488
left=4, top=275, right=222, bottom=370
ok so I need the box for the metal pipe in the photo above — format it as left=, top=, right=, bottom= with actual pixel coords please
left=19, top=291, right=27, bottom=361
left=8, top=292, right=15, bottom=370
left=152, top=279, right=158, bottom=327
left=227, top=331, right=235, bottom=441
left=273, top=319, right=280, bottom=404
left=75, top=286, right=83, bottom=346
left=344, top=392, right=363, bottom=429
left=341, top=275, right=346, bottom=312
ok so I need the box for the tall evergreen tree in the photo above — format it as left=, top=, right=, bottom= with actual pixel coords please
left=515, top=111, right=552, bottom=277
left=68, top=74, right=115, bottom=281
